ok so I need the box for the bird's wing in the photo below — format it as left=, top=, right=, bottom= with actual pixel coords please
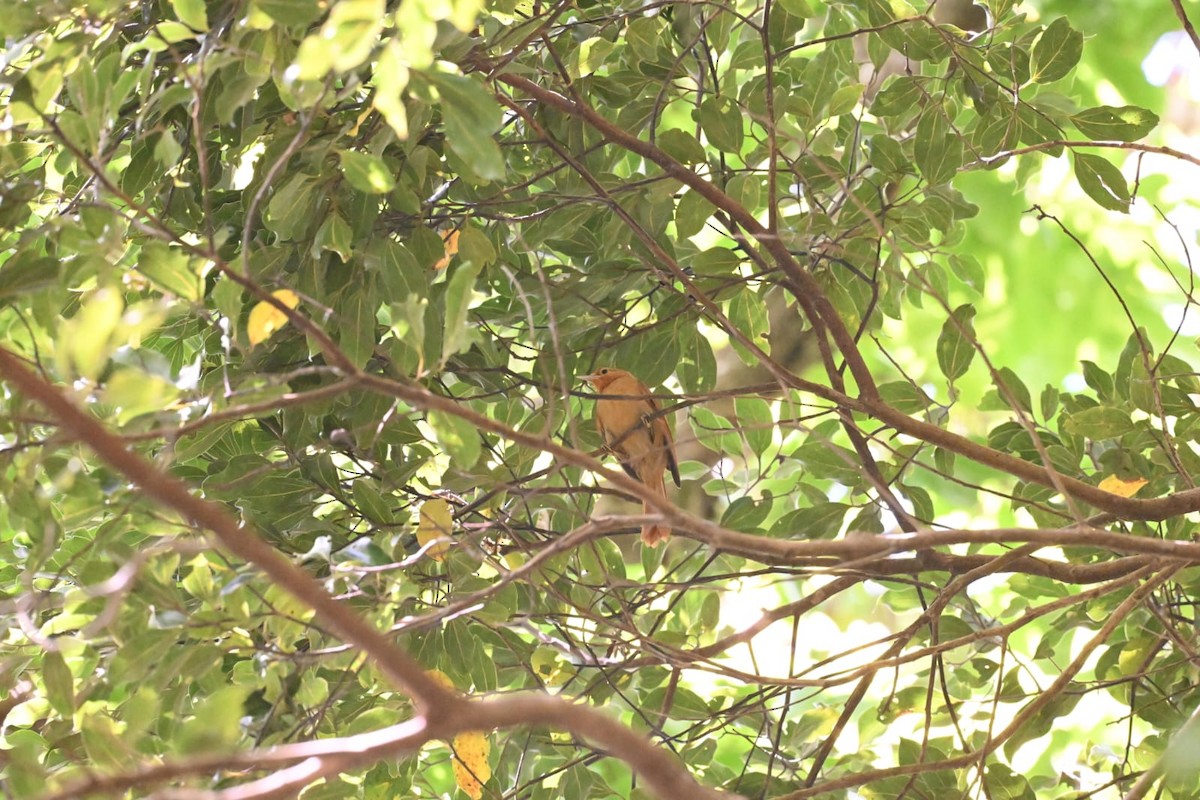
left=645, top=395, right=681, bottom=487
left=596, top=401, right=642, bottom=480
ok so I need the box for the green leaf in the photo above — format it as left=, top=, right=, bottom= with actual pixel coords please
left=178, top=686, right=248, bottom=753
left=936, top=304, right=977, bottom=383
left=120, top=687, right=160, bottom=744
left=676, top=189, right=715, bottom=238
left=457, top=225, right=496, bottom=267
left=69, top=288, right=124, bottom=381
left=1082, top=359, right=1115, bottom=401
left=373, top=40, right=411, bottom=138
left=699, top=95, right=743, bottom=153
left=796, top=441, right=862, bottom=484
left=81, top=712, right=134, bottom=769
left=870, top=77, right=922, bottom=118
left=0, top=253, right=61, bottom=299
left=211, top=276, right=243, bottom=325
left=904, top=484, right=936, bottom=523
left=657, top=128, right=707, bottom=164
left=1073, top=152, right=1131, bottom=212
left=689, top=406, right=742, bottom=455
left=726, top=174, right=761, bottom=213
left=847, top=505, right=884, bottom=534
left=676, top=324, right=717, bottom=393
left=265, top=173, right=319, bottom=241
left=154, top=130, right=182, bottom=167
left=43, top=651, right=75, bottom=716
left=1064, top=406, right=1135, bottom=440
left=993, top=366, right=1032, bottom=414
left=441, top=261, right=482, bottom=365
left=947, top=253, right=986, bottom=294
left=727, top=289, right=770, bottom=366
left=170, top=0, right=208, bottom=30
left=253, top=0, right=323, bottom=27
left=690, top=246, right=740, bottom=276
left=353, top=479, right=396, bottom=525
left=1016, top=103, right=1064, bottom=153
left=720, top=496, right=773, bottom=532
left=372, top=239, right=428, bottom=301
left=828, top=83, right=864, bottom=116
left=428, top=408, right=481, bottom=469
left=174, top=422, right=237, bottom=463
left=573, top=36, right=616, bottom=77
left=103, top=368, right=181, bottom=426
left=735, top=397, right=773, bottom=456
left=334, top=279, right=378, bottom=370
left=973, top=108, right=1019, bottom=156
left=389, top=295, right=428, bottom=374
left=771, top=503, right=849, bottom=539
left=312, top=212, right=354, bottom=262
left=869, top=135, right=907, bottom=176
left=1030, top=18, right=1082, bottom=84
left=1070, top=105, right=1159, bottom=142
left=1040, top=384, right=1061, bottom=421
left=138, top=242, right=204, bottom=301
left=615, top=322, right=680, bottom=388
left=777, top=0, right=813, bottom=15
left=915, top=106, right=962, bottom=186
left=295, top=0, right=385, bottom=77
left=148, top=20, right=197, bottom=46
left=878, top=381, right=934, bottom=415
left=340, top=150, right=396, bottom=194
left=421, top=70, right=505, bottom=181
left=796, top=47, right=843, bottom=119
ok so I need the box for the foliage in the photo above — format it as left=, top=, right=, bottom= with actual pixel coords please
left=1, top=0, right=1198, bottom=798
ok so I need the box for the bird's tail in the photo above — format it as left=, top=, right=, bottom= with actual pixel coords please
left=641, top=476, right=670, bottom=546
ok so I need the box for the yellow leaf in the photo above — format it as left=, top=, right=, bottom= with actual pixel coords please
left=452, top=730, right=491, bottom=800
left=426, top=669, right=456, bottom=691
left=1098, top=475, right=1148, bottom=498
left=247, top=290, right=300, bottom=346
left=433, top=229, right=460, bottom=270
left=417, top=498, right=454, bottom=561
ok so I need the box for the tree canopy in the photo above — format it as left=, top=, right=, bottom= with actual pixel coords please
left=2, top=0, right=1200, bottom=798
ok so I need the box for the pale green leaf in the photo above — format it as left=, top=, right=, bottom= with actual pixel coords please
left=421, top=70, right=504, bottom=181
left=138, top=242, right=203, bottom=301
left=441, top=261, right=483, bottom=365
left=170, top=0, right=208, bottom=30
left=1064, top=406, right=1135, bottom=440
left=339, top=150, right=396, bottom=194
left=429, top=408, right=481, bottom=469
left=1071, top=105, right=1159, bottom=142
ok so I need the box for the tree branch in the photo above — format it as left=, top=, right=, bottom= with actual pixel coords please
left=0, top=347, right=735, bottom=800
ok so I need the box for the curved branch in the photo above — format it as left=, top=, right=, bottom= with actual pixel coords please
left=49, top=693, right=733, bottom=800
left=0, top=347, right=736, bottom=800
left=488, top=69, right=881, bottom=399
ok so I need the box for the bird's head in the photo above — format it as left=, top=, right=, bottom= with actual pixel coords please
left=578, top=367, right=630, bottom=392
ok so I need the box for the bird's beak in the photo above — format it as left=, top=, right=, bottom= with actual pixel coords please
left=578, top=374, right=600, bottom=384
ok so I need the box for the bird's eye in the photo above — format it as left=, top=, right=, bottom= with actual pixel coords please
left=600, top=368, right=609, bottom=374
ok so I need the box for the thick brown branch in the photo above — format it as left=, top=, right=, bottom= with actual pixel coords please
left=48, top=693, right=734, bottom=800
left=861, top=395, right=1200, bottom=521
left=0, top=348, right=734, bottom=800
left=0, top=348, right=456, bottom=709
left=489, top=70, right=880, bottom=399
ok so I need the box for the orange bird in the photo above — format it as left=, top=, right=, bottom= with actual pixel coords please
left=579, top=368, right=681, bottom=546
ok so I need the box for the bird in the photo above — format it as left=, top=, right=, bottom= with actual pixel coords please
left=579, top=368, right=680, bottom=546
